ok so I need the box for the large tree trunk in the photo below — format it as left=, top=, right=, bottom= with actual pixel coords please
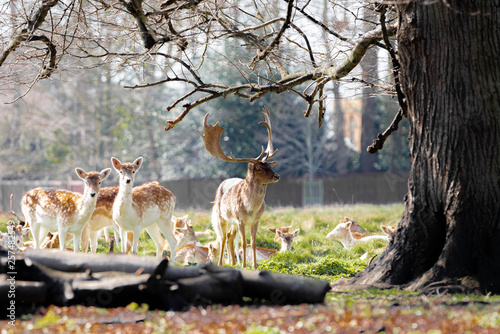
left=350, top=1, right=500, bottom=293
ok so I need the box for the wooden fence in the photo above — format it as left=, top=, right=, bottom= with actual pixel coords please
left=1, top=172, right=409, bottom=213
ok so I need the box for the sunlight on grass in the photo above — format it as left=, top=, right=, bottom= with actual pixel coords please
left=2, top=203, right=404, bottom=282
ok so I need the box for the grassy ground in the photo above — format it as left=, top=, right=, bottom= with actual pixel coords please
left=1, top=204, right=402, bottom=282
left=4, top=204, right=500, bottom=333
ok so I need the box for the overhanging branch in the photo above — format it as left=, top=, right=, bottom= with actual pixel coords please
left=367, top=5, right=407, bottom=154
left=0, top=0, right=59, bottom=69
left=164, top=22, right=398, bottom=131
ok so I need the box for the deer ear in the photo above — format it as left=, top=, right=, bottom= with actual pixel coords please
left=133, top=157, right=143, bottom=171
left=276, top=229, right=284, bottom=237
left=268, top=228, right=277, bottom=233
left=268, top=161, right=278, bottom=167
left=100, top=168, right=112, bottom=181
left=248, top=162, right=255, bottom=170
left=111, top=157, right=121, bottom=171
left=293, top=229, right=300, bottom=237
left=381, top=225, right=391, bottom=235
left=346, top=221, right=352, bottom=229
left=75, top=168, right=87, bottom=180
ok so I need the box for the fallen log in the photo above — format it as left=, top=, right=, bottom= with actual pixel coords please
left=23, top=248, right=161, bottom=274
left=0, top=249, right=330, bottom=314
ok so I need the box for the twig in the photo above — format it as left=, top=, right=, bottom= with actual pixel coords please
left=379, top=5, right=407, bottom=116
left=251, top=0, right=294, bottom=66
left=367, top=5, right=407, bottom=154
left=367, top=107, right=404, bottom=154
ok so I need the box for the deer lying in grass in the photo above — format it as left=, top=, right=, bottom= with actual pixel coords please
left=24, top=231, right=74, bottom=251
left=198, top=108, right=279, bottom=269
left=360, top=225, right=397, bottom=261
left=326, top=221, right=389, bottom=248
left=175, top=243, right=213, bottom=265
left=0, top=221, right=30, bottom=251
left=268, top=226, right=301, bottom=252
left=111, top=157, right=177, bottom=262
left=225, top=225, right=300, bottom=264
left=21, top=168, right=111, bottom=252
left=172, top=215, right=215, bottom=249
left=340, top=217, right=366, bottom=237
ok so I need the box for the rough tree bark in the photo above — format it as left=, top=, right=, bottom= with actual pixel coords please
left=350, top=1, right=500, bottom=293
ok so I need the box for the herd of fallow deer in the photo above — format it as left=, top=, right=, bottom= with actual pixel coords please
left=2, top=108, right=396, bottom=267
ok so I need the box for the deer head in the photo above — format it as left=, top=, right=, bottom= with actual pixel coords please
left=197, top=107, right=279, bottom=184
left=111, top=157, right=143, bottom=186
left=75, top=167, right=111, bottom=198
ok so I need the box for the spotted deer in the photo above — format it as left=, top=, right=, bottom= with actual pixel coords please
left=20, top=168, right=111, bottom=252
left=360, top=225, right=398, bottom=261
left=198, top=108, right=279, bottom=269
left=80, top=185, right=139, bottom=254
left=111, top=157, right=177, bottom=263
left=175, top=243, right=212, bottom=265
left=223, top=225, right=300, bottom=264
left=340, top=217, right=367, bottom=239
left=268, top=226, right=301, bottom=252
left=0, top=221, right=30, bottom=251
left=326, top=221, right=389, bottom=248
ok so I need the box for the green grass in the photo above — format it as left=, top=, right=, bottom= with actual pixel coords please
left=1, top=204, right=404, bottom=282
left=171, top=204, right=404, bottom=282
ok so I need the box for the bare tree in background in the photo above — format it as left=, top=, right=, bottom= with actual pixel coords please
left=2, top=1, right=500, bottom=294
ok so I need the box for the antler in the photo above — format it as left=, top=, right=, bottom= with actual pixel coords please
left=259, top=107, right=278, bottom=161
left=197, top=108, right=277, bottom=164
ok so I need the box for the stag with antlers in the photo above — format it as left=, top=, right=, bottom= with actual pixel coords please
left=197, top=108, right=279, bottom=269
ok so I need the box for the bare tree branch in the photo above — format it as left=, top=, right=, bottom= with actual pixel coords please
left=250, top=0, right=294, bottom=66
left=164, top=21, right=397, bottom=131
left=0, top=0, right=59, bottom=73
left=367, top=4, right=407, bottom=154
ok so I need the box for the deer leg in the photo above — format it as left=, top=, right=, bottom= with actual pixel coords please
left=164, top=228, right=177, bottom=265
left=120, top=228, right=128, bottom=254
left=145, top=224, right=167, bottom=260
left=81, top=224, right=90, bottom=253
left=234, top=228, right=241, bottom=266
left=227, top=228, right=236, bottom=266
left=156, top=217, right=177, bottom=265
left=251, top=223, right=259, bottom=269
left=57, top=226, right=68, bottom=251
left=30, top=223, right=41, bottom=249
left=218, top=225, right=227, bottom=267
left=73, top=231, right=81, bottom=253
left=103, top=226, right=111, bottom=243
left=90, top=230, right=99, bottom=253
left=131, top=229, right=141, bottom=254
left=238, top=223, right=247, bottom=268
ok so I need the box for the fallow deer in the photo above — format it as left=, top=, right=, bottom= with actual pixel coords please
left=80, top=185, right=136, bottom=254
left=360, top=224, right=398, bottom=261
left=225, top=225, right=300, bottom=263
left=268, top=226, right=301, bottom=252
left=20, top=168, right=111, bottom=252
left=175, top=243, right=212, bottom=265
left=326, top=221, right=389, bottom=249
left=111, top=157, right=177, bottom=263
left=172, top=215, right=202, bottom=250
left=0, top=221, right=30, bottom=251
left=197, top=108, right=279, bottom=269
left=80, top=185, right=118, bottom=253
left=341, top=217, right=366, bottom=238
